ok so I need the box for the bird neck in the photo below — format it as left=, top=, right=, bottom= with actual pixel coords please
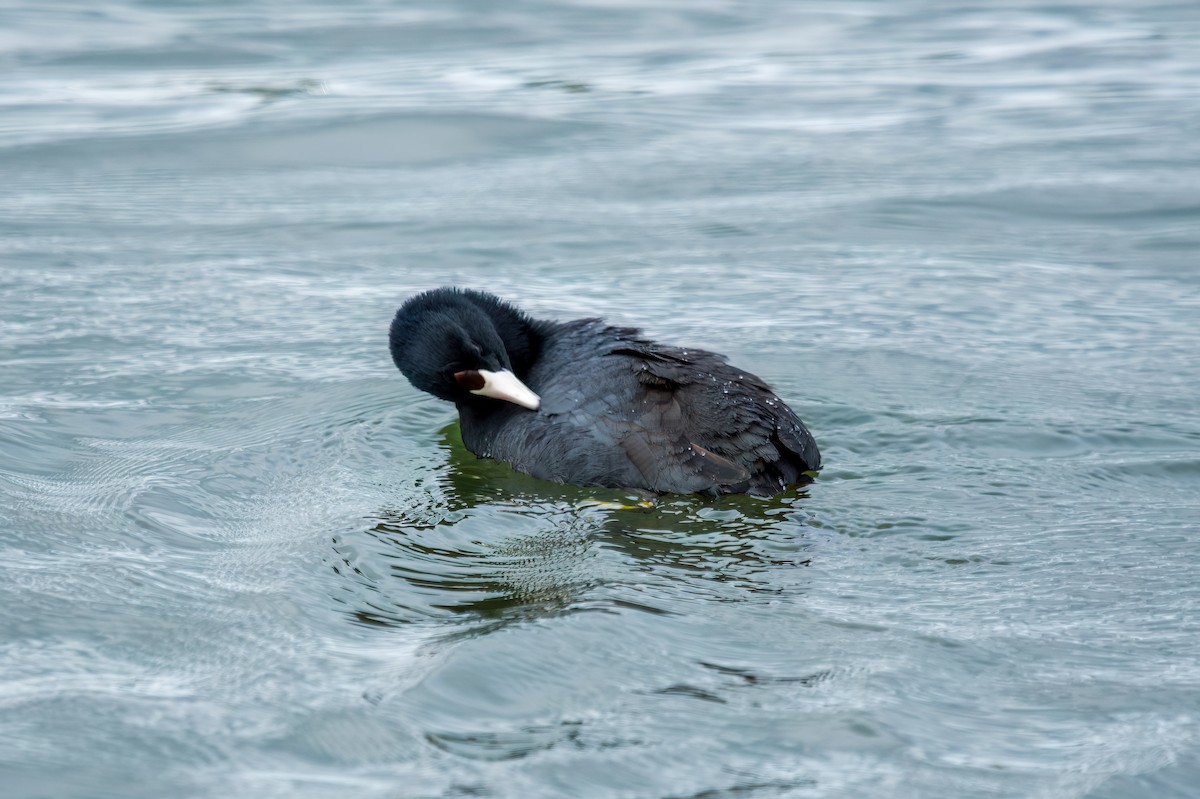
left=489, top=313, right=546, bottom=379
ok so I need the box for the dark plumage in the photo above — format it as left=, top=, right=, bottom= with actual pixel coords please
left=389, top=287, right=821, bottom=497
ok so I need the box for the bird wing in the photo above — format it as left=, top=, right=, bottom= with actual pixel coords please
left=526, top=323, right=816, bottom=495
left=611, top=340, right=818, bottom=493
left=604, top=344, right=765, bottom=492
left=616, top=419, right=750, bottom=494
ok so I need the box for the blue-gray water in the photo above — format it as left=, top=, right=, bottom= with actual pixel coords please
left=2, top=2, right=1199, bottom=797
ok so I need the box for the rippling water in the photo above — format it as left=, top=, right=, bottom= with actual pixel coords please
left=3, top=2, right=1199, bottom=797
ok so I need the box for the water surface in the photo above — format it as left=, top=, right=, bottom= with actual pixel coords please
left=2, top=2, right=1199, bottom=797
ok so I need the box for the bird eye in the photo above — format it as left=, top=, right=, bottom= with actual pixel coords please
left=453, top=370, right=486, bottom=390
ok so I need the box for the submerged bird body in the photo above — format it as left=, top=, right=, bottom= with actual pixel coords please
left=390, top=288, right=820, bottom=497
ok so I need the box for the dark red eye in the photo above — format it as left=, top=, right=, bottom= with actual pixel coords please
left=453, top=370, right=485, bottom=390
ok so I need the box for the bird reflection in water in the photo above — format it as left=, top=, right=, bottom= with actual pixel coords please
left=329, top=422, right=820, bottom=636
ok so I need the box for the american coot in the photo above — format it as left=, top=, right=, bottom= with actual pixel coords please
left=389, top=287, right=821, bottom=497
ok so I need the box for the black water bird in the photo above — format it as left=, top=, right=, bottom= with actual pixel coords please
left=389, top=287, right=821, bottom=497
